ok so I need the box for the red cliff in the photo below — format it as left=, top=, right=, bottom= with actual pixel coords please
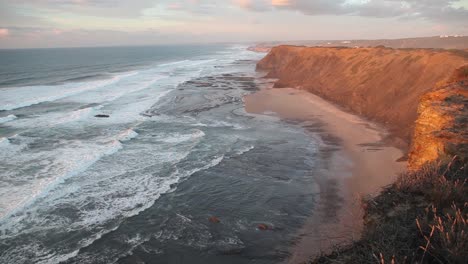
left=257, top=46, right=467, bottom=144
left=408, top=67, right=468, bottom=169
left=257, top=46, right=468, bottom=169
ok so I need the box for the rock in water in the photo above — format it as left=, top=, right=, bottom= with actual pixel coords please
left=257, top=224, right=271, bottom=230
left=209, top=216, right=220, bottom=223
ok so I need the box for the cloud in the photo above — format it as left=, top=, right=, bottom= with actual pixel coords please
left=232, top=0, right=271, bottom=11
left=232, top=0, right=468, bottom=23
left=1, top=0, right=467, bottom=49
left=1, top=0, right=156, bottom=18
left=0, top=28, right=9, bottom=37
left=7, top=0, right=468, bottom=23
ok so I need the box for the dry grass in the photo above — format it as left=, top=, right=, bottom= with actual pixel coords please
left=311, top=157, right=467, bottom=264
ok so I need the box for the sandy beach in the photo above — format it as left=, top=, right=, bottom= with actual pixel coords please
left=245, top=86, right=407, bottom=263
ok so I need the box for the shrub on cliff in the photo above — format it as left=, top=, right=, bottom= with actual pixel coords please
left=312, top=157, right=467, bottom=264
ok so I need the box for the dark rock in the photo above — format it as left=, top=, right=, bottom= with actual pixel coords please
left=396, top=155, right=408, bottom=162
left=257, top=224, right=271, bottom=230
left=209, top=216, right=220, bottom=223
left=95, top=114, right=110, bottom=118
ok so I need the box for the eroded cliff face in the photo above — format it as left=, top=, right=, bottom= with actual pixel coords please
left=257, top=46, right=468, bottom=144
left=408, top=68, right=468, bottom=170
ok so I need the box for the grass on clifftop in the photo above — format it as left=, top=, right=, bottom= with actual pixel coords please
left=312, top=157, right=467, bottom=264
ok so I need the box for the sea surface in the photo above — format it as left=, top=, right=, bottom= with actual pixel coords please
left=0, top=45, right=326, bottom=263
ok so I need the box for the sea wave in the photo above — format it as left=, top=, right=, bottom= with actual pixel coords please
left=235, top=145, right=254, bottom=155
left=157, top=129, right=206, bottom=144
left=0, top=134, right=27, bottom=154
left=0, top=114, right=17, bottom=124
left=0, top=128, right=139, bottom=221
left=191, top=120, right=246, bottom=130
left=0, top=71, right=137, bottom=111
left=0, top=137, right=10, bottom=148
left=157, top=60, right=190, bottom=67
left=1, top=147, right=225, bottom=264
left=53, top=106, right=103, bottom=125
left=116, top=128, right=139, bottom=142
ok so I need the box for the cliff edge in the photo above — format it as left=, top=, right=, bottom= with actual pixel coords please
left=257, top=46, right=468, bottom=147
left=408, top=66, right=468, bottom=169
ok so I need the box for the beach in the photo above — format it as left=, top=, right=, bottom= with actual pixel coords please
left=245, top=86, right=407, bottom=263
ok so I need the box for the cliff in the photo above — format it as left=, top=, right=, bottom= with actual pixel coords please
left=408, top=67, right=468, bottom=169
left=315, top=36, right=468, bottom=49
left=257, top=46, right=468, bottom=149
left=247, top=45, right=271, bottom=53
left=248, top=36, right=468, bottom=53
left=257, top=46, right=468, bottom=263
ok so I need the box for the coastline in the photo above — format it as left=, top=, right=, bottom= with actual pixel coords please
left=244, top=86, right=407, bottom=263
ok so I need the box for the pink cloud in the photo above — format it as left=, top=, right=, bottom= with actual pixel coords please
left=167, top=3, right=183, bottom=10
left=233, top=0, right=253, bottom=9
left=271, top=0, right=290, bottom=7
left=431, top=24, right=446, bottom=32
left=0, top=28, right=9, bottom=38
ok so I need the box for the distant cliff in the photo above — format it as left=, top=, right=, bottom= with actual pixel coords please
left=247, top=45, right=271, bottom=53
left=257, top=46, right=468, bottom=169
left=249, top=36, right=468, bottom=50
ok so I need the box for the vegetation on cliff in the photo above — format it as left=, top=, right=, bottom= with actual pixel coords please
left=311, top=158, right=467, bottom=264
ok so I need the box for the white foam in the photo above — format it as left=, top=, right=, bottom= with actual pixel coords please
left=73, top=74, right=167, bottom=104
left=0, top=141, right=122, bottom=220
left=5, top=87, right=172, bottom=130
left=235, top=145, right=254, bottom=155
left=53, top=106, right=103, bottom=125
left=181, top=155, right=224, bottom=178
left=0, top=128, right=139, bottom=221
left=157, top=60, right=190, bottom=67
left=116, top=128, right=139, bottom=142
left=5, top=105, right=101, bottom=128
left=30, top=154, right=225, bottom=263
left=157, top=130, right=205, bottom=143
left=0, top=134, right=27, bottom=154
left=88, top=89, right=173, bottom=125
left=0, top=114, right=17, bottom=124
left=0, top=137, right=10, bottom=148
left=0, top=71, right=136, bottom=111
left=183, top=59, right=217, bottom=67
left=191, top=120, right=245, bottom=130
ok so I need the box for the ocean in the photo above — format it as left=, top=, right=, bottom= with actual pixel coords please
left=0, top=45, right=323, bottom=263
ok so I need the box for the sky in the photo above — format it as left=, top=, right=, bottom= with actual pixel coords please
left=0, top=0, right=468, bottom=48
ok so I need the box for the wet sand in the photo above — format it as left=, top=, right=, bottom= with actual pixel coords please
left=244, top=87, right=407, bottom=263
